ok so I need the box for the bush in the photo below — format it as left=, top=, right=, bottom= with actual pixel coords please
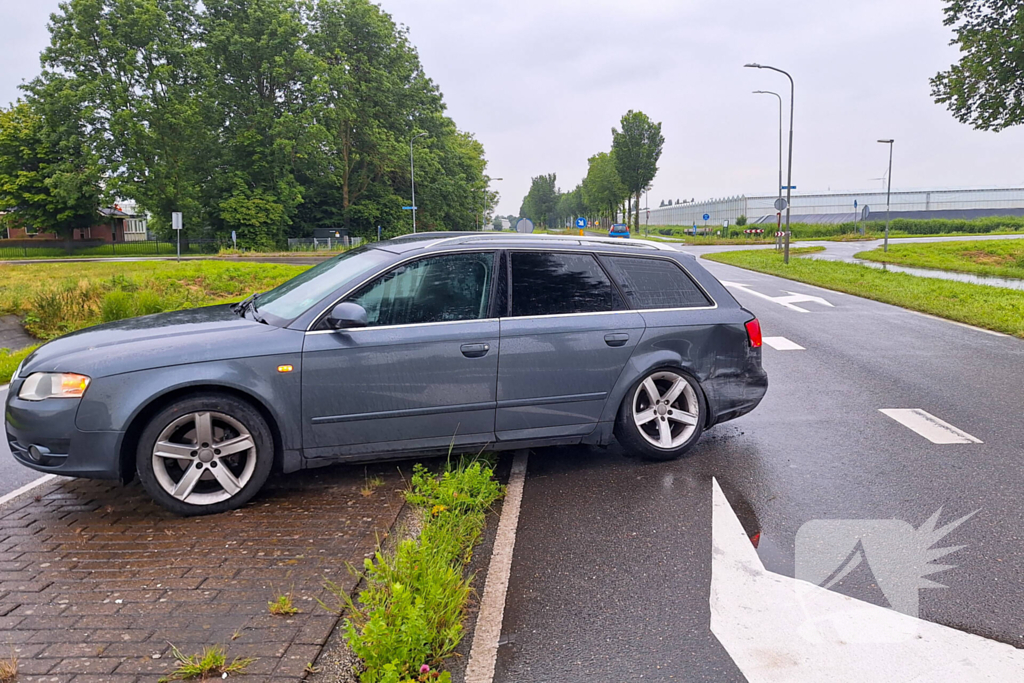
left=736, top=215, right=747, bottom=226
left=101, top=290, right=135, bottom=322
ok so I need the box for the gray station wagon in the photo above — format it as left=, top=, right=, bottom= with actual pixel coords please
left=5, top=233, right=767, bottom=515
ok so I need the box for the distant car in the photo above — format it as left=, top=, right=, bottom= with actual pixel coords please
left=609, top=224, right=630, bottom=238
left=6, top=233, right=767, bottom=515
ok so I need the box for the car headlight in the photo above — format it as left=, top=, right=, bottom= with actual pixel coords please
left=18, top=373, right=91, bottom=401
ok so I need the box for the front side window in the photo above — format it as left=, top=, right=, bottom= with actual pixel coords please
left=510, top=252, right=625, bottom=317
left=601, top=256, right=712, bottom=309
left=348, top=252, right=495, bottom=327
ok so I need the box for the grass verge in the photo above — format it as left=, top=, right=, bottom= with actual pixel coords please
left=855, top=238, right=1024, bottom=280
left=703, top=248, right=1024, bottom=337
left=0, top=260, right=308, bottom=383
left=328, top=458, right=504, bottom=683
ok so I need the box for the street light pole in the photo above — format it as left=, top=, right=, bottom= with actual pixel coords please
left=753, top=90, right=783, bottom=250
left=410, top=132, right=428, bottom=233
left=746, top=63, right=794, bottom=263
left=878, top=140, right=894, bottom=253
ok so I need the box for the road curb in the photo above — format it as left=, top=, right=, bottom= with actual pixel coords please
left=0, top=474, right=60, bottom=509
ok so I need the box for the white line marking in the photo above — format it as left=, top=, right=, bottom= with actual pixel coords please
left=464, top=449, right=529, bottom=683
left=720, top=281, right=834, bottom=313
left=879, top=409, right=982, bottom=444
left=913, top=311, right=1008, bottom=338
left=763, top=336, right=805, bottom=351
left=0, top=475, right=57, bottom=508
left=709, top=478, right=1024, bottom=682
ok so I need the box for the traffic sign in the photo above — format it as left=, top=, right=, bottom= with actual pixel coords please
left=782, top=186, right=797, bottom=190
left=774, top=198, right=788, bottom=211
left=703, top=213, right=710, bottom=221
left=402, top=206, right=417, bottom=210
left=575, top=217, right=587, bottom=229
left=861, top=206, right=871, bottom=220
left=172, top=212, right=183, bottom=230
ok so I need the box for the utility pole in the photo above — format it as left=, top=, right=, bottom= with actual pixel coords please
left=747, top=63, right=795, bottom=263
left=410, top=132, right=427, bottom=233
left=878, top=140, right=894, bottom=252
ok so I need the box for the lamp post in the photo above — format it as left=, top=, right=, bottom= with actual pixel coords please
left=878, top=139, right=894, bottom=253
left=753, top=90, right=783, bottom=250
left=746, top=63, right=794, bottom=263
left=410, top=132, right=428, bottom=233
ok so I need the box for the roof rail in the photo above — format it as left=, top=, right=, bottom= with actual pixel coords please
left=424, top=232, right=678, bottom=252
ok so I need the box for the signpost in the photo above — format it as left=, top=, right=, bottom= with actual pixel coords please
left=231, top=230, right=236, bottom=250
left=575, top=217, right=587, bottom=229
left=172, top=212, right=183, bottom=262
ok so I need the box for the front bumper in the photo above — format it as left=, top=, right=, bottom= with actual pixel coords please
left=5, top=384, right=123, bottom=480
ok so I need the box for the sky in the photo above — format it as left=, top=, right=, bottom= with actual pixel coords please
left=3, top=0, right=1023, bottom=217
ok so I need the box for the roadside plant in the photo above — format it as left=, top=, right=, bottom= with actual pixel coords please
left=159, top=644, right=254, bottom=682
left=331, top=457, right=503, bottom=682
left=0, top=654, right=17, bottom=683
left=269, top=594, right=300, bottom=616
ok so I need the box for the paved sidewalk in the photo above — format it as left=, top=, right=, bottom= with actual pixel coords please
left=0, top=465, right=406, bottom=682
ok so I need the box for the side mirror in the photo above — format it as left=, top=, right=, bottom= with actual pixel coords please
left=328, top=302, right=368, bottom=330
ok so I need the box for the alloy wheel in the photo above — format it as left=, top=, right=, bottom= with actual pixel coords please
left=631, top=370, right=700, bottom=449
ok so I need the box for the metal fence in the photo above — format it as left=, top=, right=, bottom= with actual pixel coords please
left=0, top=239, right=223, bottom=259
left=286, top=236, right=364, bottom=251
left=640, top=187, right=1024, bottom=226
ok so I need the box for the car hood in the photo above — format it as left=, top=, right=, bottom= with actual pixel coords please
left=19, top=304, right=290, bottom=379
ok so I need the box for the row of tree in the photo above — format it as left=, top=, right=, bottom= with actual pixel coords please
left=518, top=110, right=664, bottom=232
left=0, top=0, right=495, bottom=248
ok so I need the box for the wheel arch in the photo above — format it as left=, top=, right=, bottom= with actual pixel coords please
left=118, top=384, right=285, bottom=484
left=601, top=350, right=714, bottom=429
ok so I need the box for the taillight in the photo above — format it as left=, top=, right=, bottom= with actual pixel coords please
left=745, top=318, right=762, bottom=348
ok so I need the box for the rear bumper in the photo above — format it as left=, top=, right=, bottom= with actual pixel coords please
left=5, top=388, right=123, bottom=480
left=704, top=364, right=768, bottom=426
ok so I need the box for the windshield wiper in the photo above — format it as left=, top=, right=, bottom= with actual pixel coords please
left=233, top=292, right=266, bottom=323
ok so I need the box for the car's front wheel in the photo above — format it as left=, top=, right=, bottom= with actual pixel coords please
left=614, top=368, right=706, bottom=461
left=136, top=394, right=274, bottom=516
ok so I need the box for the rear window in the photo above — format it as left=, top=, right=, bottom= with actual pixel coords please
left=601, top=256, right=712, bottom=309
left=510, top=252, right=625, bottom=317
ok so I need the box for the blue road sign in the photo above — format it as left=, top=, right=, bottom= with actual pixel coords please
left=575, top=217, right=587, bottom=229
left=402, top=206, right=417, bottom=210
left=703, top=213, right=710, bottom=221
left=782, top=186, right=797, bottom=190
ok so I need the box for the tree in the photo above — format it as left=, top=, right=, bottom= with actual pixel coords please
left=931, top=0, right=1024, bottom=131
left=0, top=102, right=101, bottom=239
left=611, top=110, right=664, bottom=232
left=520, top=174, right=559, bottom=228
left=581, top=151, right=627, bottom=224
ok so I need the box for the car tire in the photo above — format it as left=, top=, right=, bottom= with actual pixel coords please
left=614, top=368, right=706, bottom=461
left=136, top=393, right=275, bottom=516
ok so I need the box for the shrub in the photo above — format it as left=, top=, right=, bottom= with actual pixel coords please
left=736, top=215, right=747, bottom=226
left=135, top=290, right=166, bottom=316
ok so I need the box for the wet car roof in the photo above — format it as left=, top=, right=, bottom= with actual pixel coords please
left=369, top=232, right=682, bottom=256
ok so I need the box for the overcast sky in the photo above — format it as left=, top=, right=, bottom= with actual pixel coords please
left=4, top=0, right=1023, bottom=216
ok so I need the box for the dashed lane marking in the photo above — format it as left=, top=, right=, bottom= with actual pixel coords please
left=720, top=281, right=835, bottom=313
left=879, top=409, right=982, bottom=444
left=464, top=449, right=529, bottom=683
left=763, top=336, right=805, bottom=351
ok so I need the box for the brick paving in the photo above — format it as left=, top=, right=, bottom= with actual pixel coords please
left=0, top=465, right=406, bottom=682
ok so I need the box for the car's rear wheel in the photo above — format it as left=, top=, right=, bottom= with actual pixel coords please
left=136, top=394, right=274, bottom=516
left=614, top=368, right=705, bottom=461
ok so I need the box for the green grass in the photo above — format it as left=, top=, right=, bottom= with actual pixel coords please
left=159, top=644, right=254, bottom=682
left=329, top=458, right=504, bottom=683
left=0, top=346, right=37, bottom=384
left=703, top=248, right=1024, bottom=337
left=855, top=238, right=1024, bottom=280
left=269, top=594, right=300, bottom=616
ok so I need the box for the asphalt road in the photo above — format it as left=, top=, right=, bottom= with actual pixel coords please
left=495, top=250, right=1024, bottom=681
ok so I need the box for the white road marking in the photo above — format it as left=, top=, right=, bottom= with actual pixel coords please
left=763, top=336, right=805, bottom=351
left=709, top=478, right=1024, bottom=682
left=0, top=475, right=57, bottom=508
left=720, top=281, right=834, bottom=313
left=879, top=409, right=982, bottom=444
left=464, top=449, right=529, bottom=683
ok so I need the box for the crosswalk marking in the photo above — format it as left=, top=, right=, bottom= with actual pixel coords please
left=763, top=336, right=805, bottom=351
left=879, top=409, right=982, bottom=444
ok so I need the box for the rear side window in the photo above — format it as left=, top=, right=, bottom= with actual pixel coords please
left=602, top=256, right=712, bottom=309
left=510, top=252, right=625, bottom=317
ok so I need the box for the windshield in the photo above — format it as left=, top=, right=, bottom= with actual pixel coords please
left=255, top=247, right=391, bottom=322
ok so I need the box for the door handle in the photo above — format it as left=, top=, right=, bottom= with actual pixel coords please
left=461, top=343, right=490, bottom=358
left=604, top=333, right=629, bottom=347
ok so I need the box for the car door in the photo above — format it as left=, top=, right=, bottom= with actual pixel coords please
left=301, top=250, right=499, bottom=460
left=495, top=250, right=646, bottom=441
